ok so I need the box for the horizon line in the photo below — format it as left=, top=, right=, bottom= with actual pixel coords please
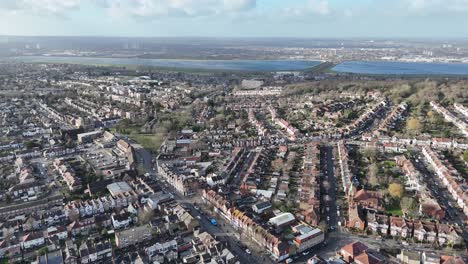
left=2, top=34, right=468, bottom=41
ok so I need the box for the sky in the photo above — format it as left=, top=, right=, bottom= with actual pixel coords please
left=0, top=0, right=467, bottom=38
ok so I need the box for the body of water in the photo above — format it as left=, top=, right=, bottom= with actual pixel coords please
left=332, top=60, right=468, bottom=75
left=14, top=56, right=322, bottom=71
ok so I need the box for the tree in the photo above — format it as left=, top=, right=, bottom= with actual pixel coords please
left=406, top=118, right=421, bottom=135
left=36, top=246, right=48, bottom=256
left=138, top=209, right=155, bottom=224
left=400, top=197, right=416, bottom=214
left=427, top=111, right=436, bottom=123
left=5, top=193, right=12, bottom=204
left=388, top=183, right=404, bottom=198
left=367, top=163, right=379, bottom=187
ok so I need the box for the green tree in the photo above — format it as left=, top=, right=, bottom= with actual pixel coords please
left=388, top=183, right=404, bottom=198
left=406, top=118, right=421, bottom=135
left=400, top=197, right=416, bottom=214
left=367, top=163, right=379, bottom=187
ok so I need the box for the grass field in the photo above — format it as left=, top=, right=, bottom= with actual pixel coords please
left=127, top=133, right=164, bottom=152
left=386, top=204, right=403, bottom=216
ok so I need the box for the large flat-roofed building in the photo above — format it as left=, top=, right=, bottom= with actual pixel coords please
left=268, top=212, right=295, bottom=228
left=115, top=226, right=152, bottom=248
left=77, top=130, right=103, bottom=144
left=107, top=182, right=133, bottom=197
left=241, top=79, right=264, bottom=89
left=293, top=224, right=324, bottom=253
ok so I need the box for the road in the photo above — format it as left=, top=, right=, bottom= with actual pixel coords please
left=125, top=137, right=266, bottom=264
left=126, top=135, right=468, bottom=263
left=321, top=144, right=340, bottom=229
left=412, top=151, right=468, bottom=244
left=157, top=177, right=269, bottom=264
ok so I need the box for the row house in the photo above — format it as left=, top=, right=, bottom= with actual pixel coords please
left=454, top=103, right=468, bottom=118
left=337, top=140, right=353, bottom=194
left=431, top=138, right=454, bottom=149
left=42, top=210, right=67, bottom=227
left=430, top=101, right=468, bottom=137
left=413, top=221, right=438, bottom=243
left=395, top=155, right=423, bottom=192
left=437, top=223, right=464, bottom=246
left=366, top=212, right=389, bottom=235
left=400, top=251, right=466, bottom=264
left=111, top=212, right=134, bottom=229
left=54, top=159, right=82, bottom=191
left=202, top=189, right=290, bottom=261
left=0, top=239, right=21, bottom=258
left=68, top=217, right=97, bottom=236
left=381, top=142, right=407, bottom=153
left=79, top=240, right=113, bottom=263
left=21, top=232, right=45, bottom=250
left=269, top=105, right=299, bottom=140
left=298, top=143, right=321, bottom=226
left=1, top=219, right=22, bottom=238
left=229, top=208, right=289, bottom=261
left=64, top=192, right=138, bottom=220
left=172, top=205, right=200, bottom=232
left=233, top=87, right=282, bottom=97
left=248, top=109, right=267, bottom=136
left=389, top=217, right=413, bottom=238
left=145, top=240, right=178, bottom=261
left=158, top=163, right=198, bottom=196
left=363, top=213, right=462, bottom=246
left=340, top=100, right=388, bottom=137
left=377, top=102, right=408, bottom=133
left=44, top=226, right=68, bottom=241
left=387, top=217, right=462, bottom=246
left=422, top=146, right=468, bottom=218
left=8, top=181, right=44, bottom=201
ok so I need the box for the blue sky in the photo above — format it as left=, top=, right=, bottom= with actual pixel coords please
left=0, top=0, right=467, bottom=38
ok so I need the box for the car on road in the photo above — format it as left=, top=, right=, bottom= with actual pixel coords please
left=302, top=251, right=310, bottom=256
left=210, top=219, right=218, bottom=226
left=245, top=249, right=252, bottom=255
left=196, top=216, right=201, bottom=220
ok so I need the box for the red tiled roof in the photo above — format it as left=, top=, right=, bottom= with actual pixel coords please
left=341, top=241, right=368, bottom=257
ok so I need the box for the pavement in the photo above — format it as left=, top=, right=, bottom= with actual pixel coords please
left=125, top=136, right=267, bottom=264
left=411, top=151, right=468, bottom=244
left=125, top=135, right=468, bottom=263
left=321, top=144, right=340, bottom=229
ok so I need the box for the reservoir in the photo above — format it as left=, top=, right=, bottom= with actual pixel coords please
left=14, top=56, right=322, bottom=72
left=332, top=61, right=468, bottom=75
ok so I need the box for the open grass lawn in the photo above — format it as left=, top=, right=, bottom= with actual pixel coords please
left=382, top=160, right=397, bottom=168
left=128, top=133, right=165, bottom=152
left=386, top=204, right=403, bottom=216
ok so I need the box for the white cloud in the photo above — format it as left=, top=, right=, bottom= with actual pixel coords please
left=282, top=0, right=330, bottom=17
left=223, top=0, right=256, bottom=11
left=0, top=0, right=257, bottom=19
left=127, top=0, right=257, bottom=19
left=402, top=0, right=468, bottom=13
left=0, top=0, right=81, bottom=16
left=307, top=0, right=330, bottom=15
